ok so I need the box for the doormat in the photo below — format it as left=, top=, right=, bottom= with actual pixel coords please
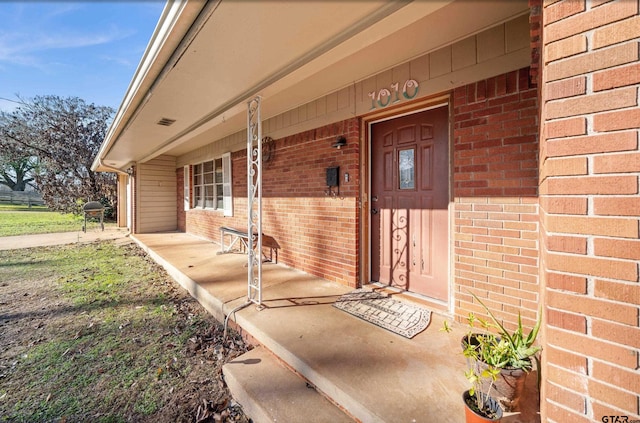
left=333, top=289, right=431, bottom=339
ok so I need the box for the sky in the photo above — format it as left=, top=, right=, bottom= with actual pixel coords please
left=0, top=1, right=166, bottom=113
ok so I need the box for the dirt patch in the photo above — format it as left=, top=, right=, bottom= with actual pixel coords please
left=0, top=240, right=251, bottom=423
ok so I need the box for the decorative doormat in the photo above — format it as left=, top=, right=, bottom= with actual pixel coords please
left=333, top=289, right=431, bottom=339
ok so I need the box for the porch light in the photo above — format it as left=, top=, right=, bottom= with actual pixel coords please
left=332, top=136, right=347, bottom=149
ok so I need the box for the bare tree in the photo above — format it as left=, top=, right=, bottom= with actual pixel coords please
left=0, top=96, right=116, bottom=214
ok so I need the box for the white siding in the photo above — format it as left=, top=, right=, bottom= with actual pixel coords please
left=177, top=131, right=244, bottom=168
left=137, top=155, right=177, bottom=233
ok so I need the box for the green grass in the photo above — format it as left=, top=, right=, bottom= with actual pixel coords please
left=0, top=209, right=116, bottom=236
left=0, top=204, right=48, bottom=211
left=0, top=241, right=247, bottom=423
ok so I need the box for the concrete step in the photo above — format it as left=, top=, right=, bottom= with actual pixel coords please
left=223, top=346, right=354, bottom=423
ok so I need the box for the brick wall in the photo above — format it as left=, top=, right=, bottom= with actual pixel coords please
left=453, top=68, right=541, bottom=331
left=539, top=1, right=640, bottom=421
left=183, top=118, right=360, bottom=286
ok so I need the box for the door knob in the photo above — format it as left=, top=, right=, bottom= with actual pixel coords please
left=371, top=208, right=378, bottom=215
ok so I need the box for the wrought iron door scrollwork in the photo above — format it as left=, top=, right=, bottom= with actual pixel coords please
left=390, top=211, right=409, bottom=290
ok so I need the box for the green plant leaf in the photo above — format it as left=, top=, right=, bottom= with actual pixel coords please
left=526, top=307, right=542, bottom=346
left=439, top=320, right=452, bottom=333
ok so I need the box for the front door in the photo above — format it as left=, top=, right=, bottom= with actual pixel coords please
left=371, top=106, right=449, bottom=301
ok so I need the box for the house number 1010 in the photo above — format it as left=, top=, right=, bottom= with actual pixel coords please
left=368, top=79, right=419, bottom=110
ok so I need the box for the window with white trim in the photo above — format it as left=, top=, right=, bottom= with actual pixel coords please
left=191, top=153, right=232, bottom=216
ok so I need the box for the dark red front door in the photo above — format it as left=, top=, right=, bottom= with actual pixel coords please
left=371, top=106, right=449, bottom=301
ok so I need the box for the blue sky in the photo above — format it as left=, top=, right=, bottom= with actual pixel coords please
left=0, top=1, right=165, bottom=112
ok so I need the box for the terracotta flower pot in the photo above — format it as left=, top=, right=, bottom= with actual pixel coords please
left=463, top=390, right=503, bottom=423
left=461, top=334, right=529, bottom=412
left=476, top=360, right=528, bottom=411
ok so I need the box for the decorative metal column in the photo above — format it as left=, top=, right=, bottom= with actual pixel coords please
left=247, top=96, right=263, bottom=306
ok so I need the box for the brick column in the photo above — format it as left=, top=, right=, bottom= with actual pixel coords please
left=539, top=1, right=640, bottom=421
left=453, top=67, right=541, bottom=330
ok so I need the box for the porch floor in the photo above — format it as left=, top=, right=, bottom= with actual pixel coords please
left=132, top=232, right=540, bottom=423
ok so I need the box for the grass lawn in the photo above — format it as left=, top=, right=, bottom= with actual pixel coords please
left=0, top=240, right=250, bottom=423
left=0, top=205, right=116, bottom=237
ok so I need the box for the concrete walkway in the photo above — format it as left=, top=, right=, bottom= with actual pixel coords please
left=132, top=232, right=541, bottom=423
left=0, top=227, right=129, bottom=250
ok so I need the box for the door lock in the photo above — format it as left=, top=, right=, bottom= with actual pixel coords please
left=371, top=208, right=378, bottom=215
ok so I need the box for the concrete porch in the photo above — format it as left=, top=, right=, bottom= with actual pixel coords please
left=132, top=232, right=540, bottom=423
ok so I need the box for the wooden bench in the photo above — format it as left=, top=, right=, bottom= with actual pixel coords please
left=218, top=226, right=279, bottom=263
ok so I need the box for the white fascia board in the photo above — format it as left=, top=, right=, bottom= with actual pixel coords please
left=92, top=0, right=194, bottom=172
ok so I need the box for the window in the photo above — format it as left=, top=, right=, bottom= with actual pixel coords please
left=191, top=153, right=232, bottom=215
left=398, top=148, right=415, bottom=190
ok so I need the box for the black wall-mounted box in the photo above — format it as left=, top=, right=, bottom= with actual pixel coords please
left=326, top=166, right=339, bottom=187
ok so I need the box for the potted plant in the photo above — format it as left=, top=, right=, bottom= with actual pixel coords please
left=468, top=291, right=541, bottom=411
left=459, top=321, right=504, bottom=422
left=448, top=290, right=542, bottom=412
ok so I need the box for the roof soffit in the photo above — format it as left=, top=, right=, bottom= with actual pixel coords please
left=100, top=0, right=529, bottom=168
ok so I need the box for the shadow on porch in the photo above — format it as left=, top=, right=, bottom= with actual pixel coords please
left=132, top=232, right=540, bottom=423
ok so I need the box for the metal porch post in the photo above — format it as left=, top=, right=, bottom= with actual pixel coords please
left=247, top=96, right=263, bottom=306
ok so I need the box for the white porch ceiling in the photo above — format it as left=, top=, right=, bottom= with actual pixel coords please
left=95, top=0, right=529, bottom=171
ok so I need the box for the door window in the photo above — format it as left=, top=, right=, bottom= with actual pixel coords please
left=398, top=148, right=415, bottom=190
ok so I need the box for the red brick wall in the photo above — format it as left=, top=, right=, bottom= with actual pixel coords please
left=539, top=1, right=640, bottom=421
left=184, top=118, right=360, bottom=286
left=453, top=68, right=541, bottom=331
